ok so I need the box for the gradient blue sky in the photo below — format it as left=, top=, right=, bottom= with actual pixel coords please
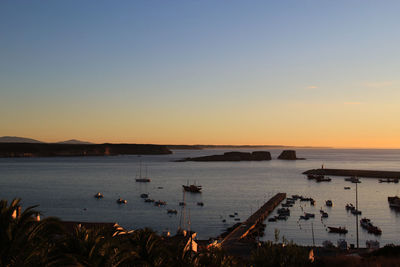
left=1, top=1, right=400, bottom=147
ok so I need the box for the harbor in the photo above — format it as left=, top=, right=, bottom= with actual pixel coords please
left=1, top=148, right=400, bottom=247
left=221, top=193, right=286, bottom=248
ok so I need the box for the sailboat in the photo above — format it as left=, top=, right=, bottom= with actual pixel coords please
left=135, top=162, right=151, bottom=182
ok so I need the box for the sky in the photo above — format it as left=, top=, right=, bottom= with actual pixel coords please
left=1, top=1, right=400, bottom=148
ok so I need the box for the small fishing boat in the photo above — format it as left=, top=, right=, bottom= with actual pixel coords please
left=154, top=200, right=167, bottom=206
left=182, top=182, right=202, bottom=193
left=197, top=202, right=204, bottom=206
left=325, top=200, right=333, bottom=207
left=179, top=202, right=186, bottom=206
left=328, top=226, right=348, bottom=234
left=144, top=198, right=155, bottom=203
left=379, top=178, right=399, bottom=183
left=234, top=218, right=240, bottom=221
left=117, top=198, right=127, bottom=204
left=140, top=193, right=149, bottom=198
left=321, top=212, right=328, bottom=218
left=276, top=214, right=288, bottom=220
left=388, top=196, right=400, bottom=208
left=345, top=176, right=361, bottom=183
left=268, top=217, right=277, bottom=222
left=344, top=186, right=351, bottom=190
left=345, top=203, right=355, bottom=211
left=304, top=212, right=315, bottom=218
left=277, top=208, right=290, bottom=216
left=94, top=192, right=104, bottom=199
left=353, top=210, right=362, bottom=216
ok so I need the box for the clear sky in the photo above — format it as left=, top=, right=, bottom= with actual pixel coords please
left=1, top=1, right=400, bottom=148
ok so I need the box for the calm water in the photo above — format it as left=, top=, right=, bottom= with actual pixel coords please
left=1, top=148, right=400, bottom=247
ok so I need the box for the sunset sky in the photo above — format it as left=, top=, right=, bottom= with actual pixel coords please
left=1, top=1, right=400, bottom=148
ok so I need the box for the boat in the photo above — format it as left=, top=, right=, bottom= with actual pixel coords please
left=325, top=200, right=333, bottom=207
left=379, top=178, right=399, bottom=183
left=300, top=215, right=309, bottom=220
left=167, top=209, right=178, bottom=214
left=321, top=212, right=328, bottom=218
left=276, top=214, right=288, bottom=220
left=281, top=203, right=293, bottom=207
left=154, top=200, right=167, bottom=206
left=179, top=202, right=186, bottom=206
left=197, top=202, right=204, bottom=206
left=94, top=192, right=104, bottom=199
left=229, top=214, right=235, bottom=218
left=140, top=193, right=149, bottom=198
left=222, top=219, right=226, bottom=223
left=182, top=181, right=202, bottom=193
left=360, top=218, right=382, bottom=235
left=316, top=176, right=332, bottom=182
left=268, top=217, right=277, bottom=222
left=304, top=212, right=315, bottom=218
left=345, top=176, right=361, bottom=183
left=277, top=208, right=290, bottom=216
left=234, top=218, right=240, bottom=221
left=328, top=226, right=348, bottom=234
left=144, top=198, right=155, bottom=203
left=388, top=196, right=400, bottom=208
left=351, top=209, right=362, bottom=215
left=344, top=186, right=351, bottom=190
left=135, top=162, right=151, bottom=182
left=345, top=203, right=355, bottom=211
left=310, top=199, right=315, bottom=206
left=117, top=198, right=127, bottom=204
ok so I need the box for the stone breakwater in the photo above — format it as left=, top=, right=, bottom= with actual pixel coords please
left=303, top=168, right=400, bottom=179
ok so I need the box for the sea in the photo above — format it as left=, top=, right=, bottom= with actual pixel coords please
left=1, top=148, right=400, bottom=247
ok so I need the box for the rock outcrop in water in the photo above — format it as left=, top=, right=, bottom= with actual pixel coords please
left=0, top=143, right=172, bottom=157
left=178, top=151, right=272, bottom=162
left=277, top=150, right=305, bottom=160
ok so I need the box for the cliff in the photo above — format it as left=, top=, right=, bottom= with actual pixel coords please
left=277, top=150, right=305, bottom=160
left=178, top=151, right=271, bottom=162
left=0, top=143, right=172, bottom=157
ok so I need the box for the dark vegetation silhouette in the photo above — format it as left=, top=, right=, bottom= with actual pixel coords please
left=1, top=198, right=399, bottom=266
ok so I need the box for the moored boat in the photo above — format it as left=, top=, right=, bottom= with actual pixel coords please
left=325, top=200, right=333, bottom=207
left=117, top=198, right=127, bottom=204
left=182, top=182, right=202, bottom=193
left=94, top=192, right=104, bottom=199
left=328, top=226, right=348, bottom=234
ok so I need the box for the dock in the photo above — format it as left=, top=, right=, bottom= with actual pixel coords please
left=303, top=168, right=400, bottom=179
left=221, top=193, right=286, bottom=250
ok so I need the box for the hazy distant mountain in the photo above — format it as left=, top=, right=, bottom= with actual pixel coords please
left=57, top=139, right=93, bottom=145
left=0, top=136, right=43, bottom=143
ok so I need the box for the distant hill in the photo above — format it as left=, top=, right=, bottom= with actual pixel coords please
left=57, top=139, right=93, bottom=145
left=0, top=136, right=43, bottom=143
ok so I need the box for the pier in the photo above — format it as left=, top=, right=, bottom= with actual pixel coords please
left=221, top=193, right=286, bottom=250
left=303, top=168, right=400, bottom=179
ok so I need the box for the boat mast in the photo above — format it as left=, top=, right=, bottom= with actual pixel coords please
left=356, top=181, right=359, bottom=248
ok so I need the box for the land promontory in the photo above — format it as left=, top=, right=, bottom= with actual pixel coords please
left=277, top=150, right=305, bottom=160
left=178, top=151, right=272, bottom=162
left=0, top=143, right=172, bottom=157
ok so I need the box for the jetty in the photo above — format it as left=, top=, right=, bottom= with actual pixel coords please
left=221, top=193, right=286, bottom=252
left=303, top=168, right=400, bottom=179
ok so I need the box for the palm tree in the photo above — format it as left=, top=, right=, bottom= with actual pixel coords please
left=61, top=224, right=123, bottom=267
left=0, top=198, right=65, bottom=267
left=118, top=228, right=167, bottom=267
left=197, top=248, right=234, bottom=267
